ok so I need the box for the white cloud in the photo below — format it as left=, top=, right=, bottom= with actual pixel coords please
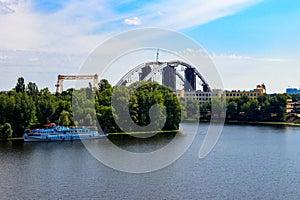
left=0, top=52, right=8, bottom=60
left=0, top=0, right=42, bottom=50
left=124, top=17, right=141, bottom=26
left=0, top=0, right=262, bottom=53
left=131, top=0, right=261, bottom=30
left=0, top=0, right=117, bottom=53
left=0, top=0, right=264, bottom=90
left=0, top=0, right=19, bottom=12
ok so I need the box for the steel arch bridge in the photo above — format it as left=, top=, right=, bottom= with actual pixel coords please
left=116, top=60, right=211, bottom=92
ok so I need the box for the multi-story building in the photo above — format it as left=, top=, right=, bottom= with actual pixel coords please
left=183, top=89, right=224, bottom=104
left=287, top=101, right=300, bottom=114
left=292, top=102, right=300, bottom=113
left=224, top=84, right=266, bottom=99
left=175, top=84, right=266, bottom=104
left=287, top=99, right=294, bottom=113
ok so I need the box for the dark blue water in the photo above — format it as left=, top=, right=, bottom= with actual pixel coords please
left=1, top=123, right=300, bottom=200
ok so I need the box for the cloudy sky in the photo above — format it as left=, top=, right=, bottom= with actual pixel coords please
left=0, top=0, right=299, bottom=93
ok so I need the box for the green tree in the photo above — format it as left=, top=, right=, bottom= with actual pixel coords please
left=39, top=87, right=52, bottom=96
left=15, top=77, right=26, bottom=93
left=36, top=98, right=55, bottom=125
left=261, top=100, right=271, bottom=121
left=269, top=94, right=287, bottom=121
left=257, top=94, right=269, bottom=106
left=0, top=123, right=13, bottom=139
left=98, top=79, right=112, bottom=92
left=59, top=110, right=71, bottom=126
left=200, top=102, right=211, bottom=120
left=0, top=92, right=9, bottom=124
left=86, top=82, right=93, bottom=99
left=226, top=100, right=237, bottom=119
left=241, top=99, right=259, bottom=121
left=95, top=80, right=181, bottom=133
left=54, top=100, right=72, bottom=124
left=96, top=106, right=118, bottom=133
left=211, top=98, right=226, bottom=119
left=236, top=95, right=250, bottom=114
left=11, top=92, right=35, bottom=137
left=185, top=99, right=199, bottom=119
left=26, top=82, right=39, bottom=98
left=35, top=87, right=57, bottom=124
left=291, top=94, right=300, bottom=102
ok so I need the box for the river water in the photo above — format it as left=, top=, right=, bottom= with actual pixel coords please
left=1, top=123, right=300, bottom=200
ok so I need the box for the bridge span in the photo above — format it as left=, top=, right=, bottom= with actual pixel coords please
left=116, top=60, right=211, bottom=92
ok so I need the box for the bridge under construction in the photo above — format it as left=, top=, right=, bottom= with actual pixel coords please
left=55, top=60, right=211, bottom=94
left=116, top=60, right=211, bottom=92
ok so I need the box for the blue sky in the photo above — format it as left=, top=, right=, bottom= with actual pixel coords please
left=0, top=0, right=299, bottom=92
left=184, top=0, right=300, bottom=57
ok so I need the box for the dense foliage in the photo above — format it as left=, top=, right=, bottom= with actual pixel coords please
left=94, top=81, right=181, bottom=133
left=0, top=78, right=181, bottom=138
left=195, top=94, right=288, bottom=122
left=291, top=94, right=300, bottom=102
left=226, top=94, right=288, bottom=122
left=0, top=78, right=74, bottom=138
left=0, top=77, right=291, bottom=139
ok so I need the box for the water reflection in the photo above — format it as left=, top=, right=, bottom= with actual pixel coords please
left=1, top=123, right=300, bottom=199
left=107, top=131, right=178, bottom=153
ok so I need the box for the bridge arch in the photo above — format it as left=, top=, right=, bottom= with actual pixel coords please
left=116, top=60, right=211, bottom=92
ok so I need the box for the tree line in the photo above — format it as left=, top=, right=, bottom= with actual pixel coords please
left=0, top=77, right=291, bottom=139
left=93, top=80, right=181, bottom=133
left=0, top=77, right=75, bottom=138
left=182, top=93, right=289, bottom=122
left=0, top=78, right=181, bottom=138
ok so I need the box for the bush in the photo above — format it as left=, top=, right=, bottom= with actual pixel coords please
left=0, top=123, right=13, bottom=139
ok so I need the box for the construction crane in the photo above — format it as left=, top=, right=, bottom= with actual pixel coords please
left=55, top=74, right=99, bottom=93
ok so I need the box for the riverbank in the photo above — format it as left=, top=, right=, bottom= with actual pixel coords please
left=3, top=121, right=299, bottom=142
left=108, top=129, right=180, bottom=135
left=225, top=120, right=300, bottom=127
left=0, top=137, right=23, bottom=141
left=183, top=118, right=300, bottom=127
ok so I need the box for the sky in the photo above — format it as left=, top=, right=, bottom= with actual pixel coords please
left=0, top=0, right=299, bottom=93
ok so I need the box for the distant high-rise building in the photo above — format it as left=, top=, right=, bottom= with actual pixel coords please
left=286, top=88, right=300, bottom=94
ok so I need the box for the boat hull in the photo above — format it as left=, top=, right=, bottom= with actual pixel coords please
left=23, top=125, right=108, bottom=142
left=23, top=133, right=107, bottom=142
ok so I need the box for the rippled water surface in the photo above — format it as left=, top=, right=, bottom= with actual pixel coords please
left=1, top=123, right=300, bottom=200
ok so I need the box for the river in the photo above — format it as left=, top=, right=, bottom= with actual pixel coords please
left=1, top=123, right=300, bottom=200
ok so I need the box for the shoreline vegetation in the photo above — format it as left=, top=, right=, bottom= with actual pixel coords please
left=3, top=120, right=300, bottom=141
left=0, top=78, right=181, bottom=140
left=1, top=77, right=300, bottom=141
left=187, top=119, right=300, bottom=126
